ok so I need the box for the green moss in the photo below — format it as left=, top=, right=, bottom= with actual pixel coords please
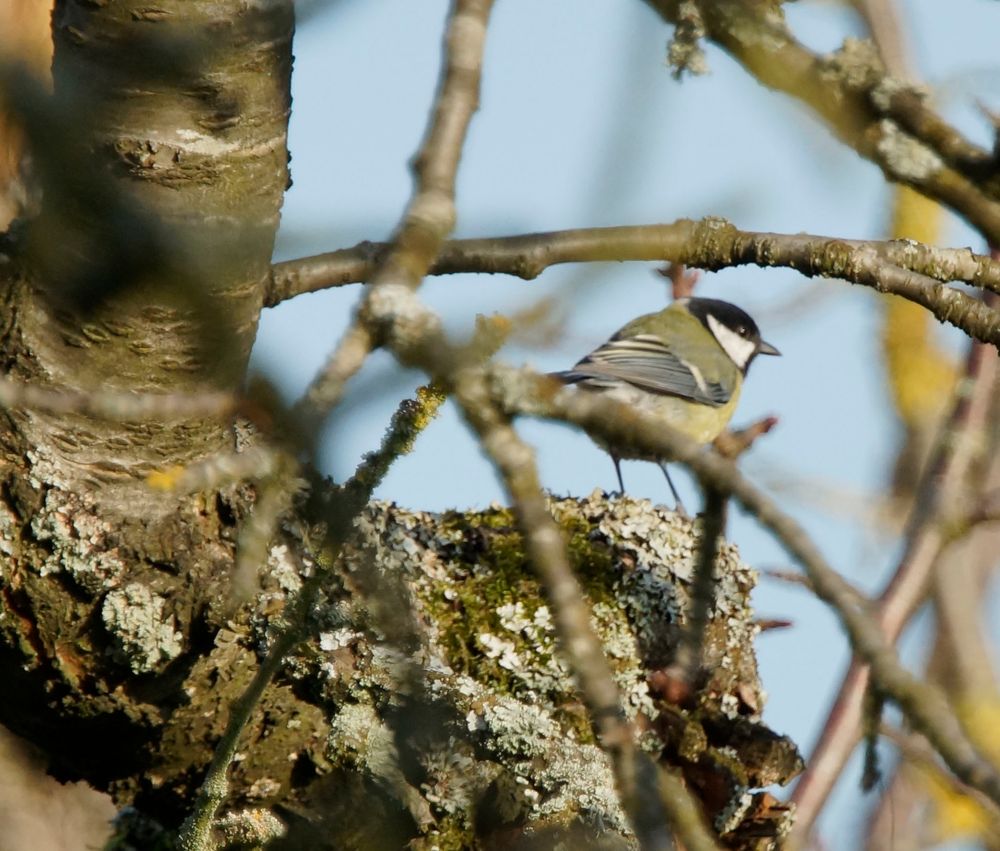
left=562, top=515, right=616, bottom=594
left=417, top=508, right=618, bottom=719
left=414, top=817, right=476, bottom=851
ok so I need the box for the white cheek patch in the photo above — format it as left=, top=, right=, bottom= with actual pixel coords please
left=707, top=314, right=757, bottom=369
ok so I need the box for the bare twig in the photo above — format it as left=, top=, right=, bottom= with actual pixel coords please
left=0, top=376, right=236, bottom=420
left=659, top=768, right=721, bottom=851
left=177, top=538, right=321, bottom=851
left=713, top=416, right=779, bottom=458
left=146, top=446, right=290, bottom=493
left=852, top=0, right=911, bottom=78
left=676, top=486, right=726, bottom=683
left=452, top=370, right=685, bottom=850
left=268, top=221, right=1000, bottom=347
left=966, top=489, right=1000, bottom=528
left=788, top=314, right=999, bottom=844
left=489, top=364, right=1000, bottom=809
left=756, top=618, right=794, bottom=633
left=293, top=0, right=494, bottom=424
left=656, top=262, right=700, bottom=299
left=679, top=381, right=770, bottom=683
left=230, top=479, right=298, bottom=603
left=761, top=569, right=814, bottom=592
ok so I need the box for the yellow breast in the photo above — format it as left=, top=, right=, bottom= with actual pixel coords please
left=586, top=382, right=742, bottom=460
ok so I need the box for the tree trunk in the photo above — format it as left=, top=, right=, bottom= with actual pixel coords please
left=0, top=0, right=293, bottom=821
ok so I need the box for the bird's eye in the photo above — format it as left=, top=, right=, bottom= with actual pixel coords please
left=736, top=325, right=748, bottom=335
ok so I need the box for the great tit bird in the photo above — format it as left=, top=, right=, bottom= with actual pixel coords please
left=553, top=297, right=780, bottom=508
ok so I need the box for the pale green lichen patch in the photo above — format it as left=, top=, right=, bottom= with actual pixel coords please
left=327, top=701, right=434, bottom=829
left=327, top=701, right=395, bottom=771
left=819, top=37, right=883, bottom=92
left=214, top=807, right=287, bottom=848
left=0, top=499, right=20, bottom=558
left=30, top=489, right=127, bottom=592
left=485, top=701, right=624, bottom=832
left=101, top=582, right=182, bottom=674
left=870, top=75, right=929, bottom=111
left=446, top=676, right=628, bottom=836
left=666, top=0, right=709, bottom=78
left=876, top=119, right=944, bottom=182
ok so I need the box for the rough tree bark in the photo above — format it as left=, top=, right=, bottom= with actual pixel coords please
left=0, top=0, right=294, bottom=821
left=0, top=3, right=801, bottom=848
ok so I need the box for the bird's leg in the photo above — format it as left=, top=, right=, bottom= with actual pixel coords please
left=611, top=453, right=625, bottom=496
left=658, top=462, right=687, bottom=516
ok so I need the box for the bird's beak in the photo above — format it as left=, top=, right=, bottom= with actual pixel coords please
left=757, top=340, right=781, bottom=356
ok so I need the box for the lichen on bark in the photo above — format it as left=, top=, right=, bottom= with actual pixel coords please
left=270, top=493, right=802, bottom=849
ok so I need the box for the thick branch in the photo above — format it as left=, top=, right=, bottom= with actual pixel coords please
left=644, top=0, right=1000, bottom=243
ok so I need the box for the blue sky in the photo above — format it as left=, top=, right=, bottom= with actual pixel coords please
left=255, top=2, right=1000, bottom=846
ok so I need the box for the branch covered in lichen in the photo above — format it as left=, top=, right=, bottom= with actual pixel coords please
left=677, top=487, right=726, bottom=683
left=338, top=384, right=446, bottom=509
left=642, top=1, right=1000, bottom=244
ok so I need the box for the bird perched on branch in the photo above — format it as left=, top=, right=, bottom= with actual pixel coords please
left=553, top=297, right=780, bottom=510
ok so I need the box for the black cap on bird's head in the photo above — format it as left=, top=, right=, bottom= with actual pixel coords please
left=681, top=297, right=781, bottom=373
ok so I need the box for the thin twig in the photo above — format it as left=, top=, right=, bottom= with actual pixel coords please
left=788, top=317, right=999, bottom=844
left=489, top=364, right=1000, bottom=809
left=676, top=486, right=726, bottom=683
left=452, top=369, right=685, bottom=850
left=0, top=376, right=236, bottom=420
left=852, top=0, right=911, bottom=78
left=177, top=559, right=320, bottom=851
left=146, top=446, right=289, bottom=493
left=659, top=768, right=721, bottom=851
left=267, top=221, right=1000, bottom=348
left=293, top=0, right=494, bottom=424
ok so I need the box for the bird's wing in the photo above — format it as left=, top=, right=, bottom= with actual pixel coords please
left=556, top=334, right=733, bottom=406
